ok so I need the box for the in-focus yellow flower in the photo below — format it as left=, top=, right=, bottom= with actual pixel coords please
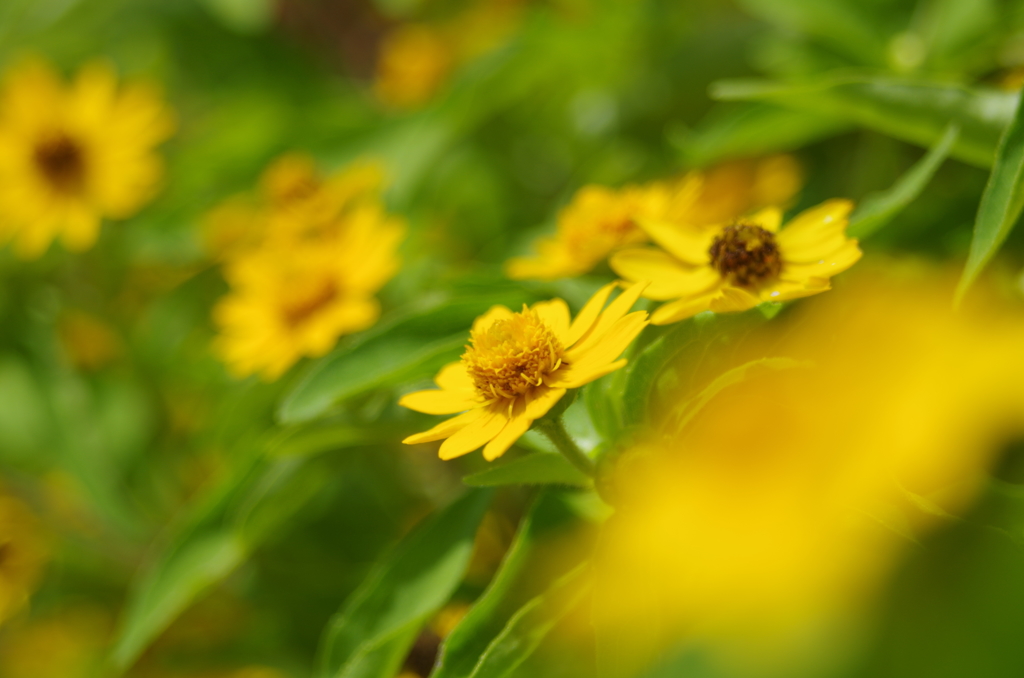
left=213, top=203, right=404, bottom=381
left=506, top=155, right=803, bottom=281
left=374, top=24, right=453, bottom=109
left=0, top=494, right=48, bottom=624
left=611, top=200, right=861, bottom=324
left=400, top=282, right=649, bottom=461
left=593, top=271, right=1024, bottom=674
left=0, top=59, right=174, bottom=258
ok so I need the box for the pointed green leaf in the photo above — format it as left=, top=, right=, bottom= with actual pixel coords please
left=849, top=123, right=960, bottom=239
left=462, top=453, right=591, bottom=489
left=957, top=92, right=1024, bottom=302
left=317, top=489, right=494, bottom=678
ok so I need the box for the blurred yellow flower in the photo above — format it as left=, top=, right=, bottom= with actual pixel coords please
left=57, top=310, right=122, bottom=371
left=0, top=608, right=109, bottom=678
left=374, top=25, right=454, bottom=109
left=594, top=271, right=1024, bottom=673
left=400, top=282, right=648, bottom=461
left=213, top=203, right=404, bottom=381
left=0, top=494, right=48, bottom=624
left=506, top=155, right=803, bottom=281
left=612, top=199, right=861, bottom=324
left=0, top=59, right=174, bottom=258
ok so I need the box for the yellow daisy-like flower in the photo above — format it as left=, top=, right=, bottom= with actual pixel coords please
left=374, top=24, right=454, bottom=109
left=399, top=282, right=649, bottom=461
left=0, top=494, right=48, bottom=625
left=0, top=59, right=174, bottom=258
left=611, top=200, right=861, bottom=325
left=213, top=204, right=404, bottom=381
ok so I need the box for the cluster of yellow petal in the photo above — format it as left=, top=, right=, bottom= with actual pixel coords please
left=505, top=155, right=803, bottom=281
left=0, top=59, right=175, bottom=258
left=400, top=282, right=649, bottom=461
left=210, top=155, right=403, bottom=381
left=593, top=271, right=1024, bottom=673
left=0, top=494, right=48, bottom=625
left=612, top=200, right=861, bottom=324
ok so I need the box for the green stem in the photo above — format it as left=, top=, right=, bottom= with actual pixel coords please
left=536, top=417, right=596, bottom=478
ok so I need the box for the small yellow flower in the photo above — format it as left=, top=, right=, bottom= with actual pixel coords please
left=0, top=59, right=174, bottom=258
left=611, top=200, right=861, bottom=324
left=374, top=24, right=454, bottom=109
left=212, top=204, right=404, bottom=381
left=506, top=155, right=804, bottom=282
left=0, top=494, right=48, bottom=624
left=400, top=282, right=649, bottom=461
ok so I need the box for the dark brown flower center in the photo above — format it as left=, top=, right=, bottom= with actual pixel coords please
left=35, top=134, right=86, bottom=192
left=281, top=280, right=339, bottom=327
left=708, top=223, right=782, bottom=288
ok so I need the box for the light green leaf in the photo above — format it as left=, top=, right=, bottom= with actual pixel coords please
left=199, top=0, right=273, bottom=33
left=849, top=123, right=960, bottom=239
left=712, top=76, right=1018, bottom=167
left=433, top=493, right=580, bottom=678
left=317, top=489, right=494, bottom=678
left=462, top=453, right=591, bottom=489
left=956, top=92, right=1024, bottom=302
left=466, top=564, right=590, bottom=678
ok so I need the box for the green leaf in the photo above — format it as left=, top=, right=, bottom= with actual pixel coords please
left=712, top=76, right=1017, bottom=167
left=279, top=295, right=527, bottom=424
left=199, top=0, right=273, bottom=32
left=465, top=564, right=590, bottom=678
left=462, top=453, right=592, bottom=488
left=849, top=123, right=960, bottom=239
left=317, top=489, right=494, bottom=678
left=956, top=92, right=1024, bottom=302
left=433, top=493, right=580, bottom=678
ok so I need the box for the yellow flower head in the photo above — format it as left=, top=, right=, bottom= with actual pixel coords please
left=611, top=199, right=861, bottom=324
left=0, top=59, right=174, bottom=258
left=506, top=155, right=804, bottom=282
left=400, top=282, right=649, bottom=461
left=593, top=271, right=1024, bottom=672
left=0, top=494, right=48, bottom=624
left=374, top=24, right=454, bottom=109
left=212, top=203, right=404, bottom=381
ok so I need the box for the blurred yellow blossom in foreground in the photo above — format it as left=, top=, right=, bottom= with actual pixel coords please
left=612, top=199, right=860, bottom=324
left=401, top=282, right=648, bottom=461
left=0, top=494, right=48, bottom=624
left=210, top=154, right=402, bottom=380
left=0, top=607, right=109, bottom=678
left=593, top=269, right=1024, bottom=675
left=0, top=59, right=174, bottom=258
left=506, top=155, right=803, bottom=281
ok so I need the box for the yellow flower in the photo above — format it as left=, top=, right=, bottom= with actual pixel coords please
left=0, top=494, right=48, bottom=624
left=399, top=282, right=649, bottom=461
left=212, top=203, right=404, bottom=381
left=505, top=155, right=804, bottom=281
left=593, top=271, right=1024, bottom=673
left=0, top=59, right=174, bottom=258
left=374, top=24, right=454, bottom=109
left=611, top=200, right=861, bottom=324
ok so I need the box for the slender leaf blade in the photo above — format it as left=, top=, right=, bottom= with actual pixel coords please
left=462, top=453, right=591, bottom=489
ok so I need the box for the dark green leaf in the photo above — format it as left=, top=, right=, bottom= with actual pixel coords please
left=462, top=453, right=591, bottom=488
left=957, top=91, right=1024, bottom=301
left=317, top=489, right=494, bottom=678
left=849, top=123, right=960, bottom=239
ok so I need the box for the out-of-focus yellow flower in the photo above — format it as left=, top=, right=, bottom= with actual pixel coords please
left=0, top=608, right=109, bottom=678
left=594, top=271, right=1024, bottom=674
left=374, top=25, right=454, bottom=109
left=0, top=495, right=48, bottom=624
left=400, top=282, right=648, bottom=461
left=57, top=310, right=122, bottom=371
left=612, top=199, right=861, bottom=324
left=0, top=59, right=174, bottom=258
left=507, top=155, right=803, bottom=281
left=213, top=203, right=404, bottom=381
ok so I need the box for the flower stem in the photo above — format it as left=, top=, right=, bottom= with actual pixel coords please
left=536, top=417, right=596, bottom=478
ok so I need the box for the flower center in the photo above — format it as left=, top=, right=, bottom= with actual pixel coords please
left=34, top=133, right=86, bottom=192
left=708, top=223, right=783, bottom=287
left=280, top=280, right=339, bottom=328
left=462, top=308, right=564, bottom=400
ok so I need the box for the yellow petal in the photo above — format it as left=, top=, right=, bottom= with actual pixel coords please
left=781, top=240, right=862, bottom=279
left=747, top=206, right=783, bottom=232
left=471, top=305, right=515, bottom=333
left=399, top=389, right=478, bottom=414
left=531, top=298, right=571, bottom=344
left=403, top=408, right=485, bottom=445
left=565, top=282, right=617, bottom=347
left=572, top=281, right=648, bottom=349
left=760, top=279, right=831, bottom=303
left=483, top=409, right=532, bottom=461
left=439, top=406, right=509, bottom=460
left=650, top=293, right=718, bottom=325
left=550, top=359, right=627, bottom=389
left=610, top=248, right=720, bottom=301
left=776, top=199, right=854, bottom=261
left=564, top=311, right=648, bottom=375
left=635, top=219, right=715, bottom=265
left=525, top=385, right=567, bottom=419
left=709, top=286, right=761, bottom=314
left=434, top=361, right=474, bottom=391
